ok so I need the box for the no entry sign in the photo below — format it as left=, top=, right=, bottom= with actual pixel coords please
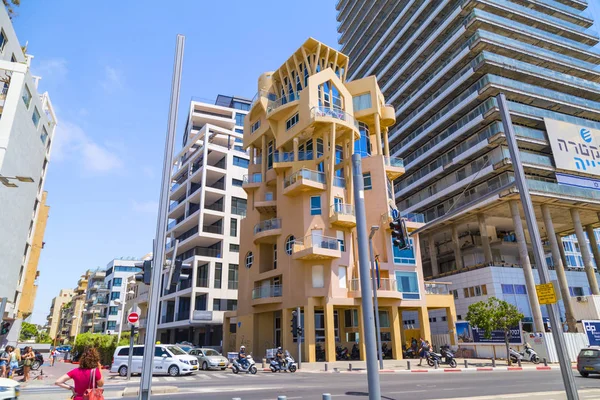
left=127, top=312, right=139, bottom=324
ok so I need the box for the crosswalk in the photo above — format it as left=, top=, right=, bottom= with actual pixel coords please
left=129, top=372, right=274, bottom=384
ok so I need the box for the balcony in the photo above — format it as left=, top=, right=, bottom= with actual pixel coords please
left=311, top=106, right=359, bottom=135
left=424, top=281, right=453, bottom=308
left=330, top=203, right=356, bottom=227
left=242, top=173, right=262, bottom=191
left=283, top=168, right=326, bottom=196
left=293, top=234, right=341, bottom=260
left=384, top=156, right=405, bottom=180
left=349, top=278, right=402, bottom=299
left=424, top=282, right=451, bottom=295
left=273, top=151, right=294, bottom=170
left=89, top=283, right=109, bottom=292
left=253, top=218, right=282, bottom=244
left=255, top=195, right=277, bottom=214
left=202, top=224, right=223, bottom=235
left=252, top=285, right=283, bottom=305
left=267, top=91, right=301, bottom=118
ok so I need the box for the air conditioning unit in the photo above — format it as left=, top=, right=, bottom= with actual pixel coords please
left=577, top=296, right=588, bottom=302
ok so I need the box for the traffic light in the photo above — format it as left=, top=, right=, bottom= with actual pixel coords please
left=291, top=312, right=298, bottom=337
left=390, top=217, right=410, bottom=250
left=135, top=260, right=152, bottom=285
left=169, top=260, right=191, bottom=291
left=296, top=326, right=303, bottom=337
left=0, top=321, right=10, bottom=336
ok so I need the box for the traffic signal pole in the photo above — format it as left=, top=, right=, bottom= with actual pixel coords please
left=297, top=306, right=302, bottom=369
left=139, top=34, right=185, bottom=400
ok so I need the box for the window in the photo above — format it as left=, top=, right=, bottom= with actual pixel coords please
left=235, top=113, right=245, bottom=126
left=475, top=286, right=482, bottom=296
left=227, top=300, right=238, bottom=311
left=118, top=348, right=129, bottom=356
left=570, top=287, right=585, bottom=296
left=395, top=271, right=419, bottom=299
left=109, top=306, right=119, bottom=316
left=285, top=235, right=295, bottom=255
left=463, top=288, right=470, bottom=298
left=344, top=309, right=359, bottom=328
left=228, top=264, right=239, bottom=289
left=245, top=252, right=253, bottom=269
left=501, top=284, right=515, bottom=294
left=363, top=173, right=372, bottom=190
left=273, top=244, right=277, bottom=269
left=233, top=101, right=250, bottom=111
left=32, top=107, right=41, bottom=128
left=0, top=29, right=7, bottom=53
left=514, top=285, right=527, bottom=295
left=312, top=265, right=324, bottom=288
left=197, top=264, right=209, bottom=287
left=235, top=128, right=243, bottom=134
left=113, top=278, right=122, bottom=287
left=286, top=113, right=299, bottom=130
left=353, top=93, right=372, bottom=111
left=213, top=299, right=222, bottom=311
left=232, top=178, right=243, bottom=187
left=214, top=263, right=222, bottom=289
left=230, top=218, right=238, bottom=237
left=110, top=292, right=120, bottom=300
left=22, top=85, right=32, bottom=108
left=115, top=266, right=141, bottom=273
left=339, top=266, right=347, bottom=289
left=392, top=238, right=416, bottom=265
left=337, top=231, right=345, bottom=252
left=310, top=196, right=321, bottom=215
left=231, top=197, right=247, bottom=216
left=229, top=244, right=239, bottom=252
left=251, top=119, right=261, bottom=133
left=233, top=156, right=249, bottom=168
left=40, top=126, right=48, bottom=145
left=317, top=138, right=324, bottom=158
left=482, top=284, right=488, bottom=295
left=469, top=287, right=475, bottom=297
left=453, top=290, right=459, bottom=299
left=315, top=310, right=340, bottom=343
left=378, top=310, right=390, bottom=328
left=107, top=321, right=117, bottom=330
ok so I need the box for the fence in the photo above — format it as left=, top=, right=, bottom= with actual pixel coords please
left=529, top=332, right=588, bottom=363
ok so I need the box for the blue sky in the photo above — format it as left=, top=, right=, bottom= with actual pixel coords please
left=19, top=1, right=338, bottom=325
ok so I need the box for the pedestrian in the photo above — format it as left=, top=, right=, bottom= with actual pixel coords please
left=8, top=346, right=20, bottom=378
left=417, top=337, right=430, bottom=367
left=55, top=347, right=104, bottom=400
left=0, top=347, right=8, bottom=378
left=22, top=346, right=35, bottom=382
left=50, top=348, right=58, bottom=367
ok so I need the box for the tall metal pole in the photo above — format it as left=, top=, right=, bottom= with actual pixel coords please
left=297, top=306, right=302, bottom=369
left=139, top=34, right=185, bottom=400
left=352, top=154, right=381, bottom=400
left=369, top=228, right=383, bottom=370
left=498, top=93, right=579, bottom=400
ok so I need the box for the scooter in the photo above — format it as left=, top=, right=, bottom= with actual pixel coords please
left=232, top=355, right=258, bottom=374
left=336, top=345, right=350, bottom=360
left=427, top=345, right=457, bottom=368
left=510, top=343, right=540, bottom=364
left=351, top=343, right=360, bottom=360
left=381, top=343, right=393, bottom=359
left=269, top=350, right=297, bottom=373
left=315, top=344, right=326, bottom=362
left=402, top=345, right=417, bottom=359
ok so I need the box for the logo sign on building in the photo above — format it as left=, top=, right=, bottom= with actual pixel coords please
left=583, top=320, right=600, bottom=346
left=456, top=321, right=522, bottom=345
left=544, top=118, right=600, bottom=177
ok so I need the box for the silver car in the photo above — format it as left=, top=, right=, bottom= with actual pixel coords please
left=578, top=347, right=600, bottom=377
left=189, top=348, right=229, bottom=371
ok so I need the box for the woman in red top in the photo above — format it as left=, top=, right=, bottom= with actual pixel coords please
left=55, top=348, right=104, bottom=400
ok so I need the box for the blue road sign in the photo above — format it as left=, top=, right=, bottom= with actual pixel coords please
left=391, top=208, right=399, bottom=219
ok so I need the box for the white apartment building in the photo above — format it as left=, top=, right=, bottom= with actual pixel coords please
left=159, top=95, right=250, bottom=347
left=0, top=5, right=57, bottom=322
left=101, top=258, right=141, bottom=335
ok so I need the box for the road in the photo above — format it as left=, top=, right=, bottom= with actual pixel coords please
left=20, top=370, right=600, bottom=399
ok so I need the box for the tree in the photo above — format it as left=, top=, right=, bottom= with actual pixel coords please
left=466, top=297, right=524, bottom=366
left=37, top=331, right=52, bottom=344
left=19, top=322, right=38, bottom=341
left=2, top=0, right=20, bottom=18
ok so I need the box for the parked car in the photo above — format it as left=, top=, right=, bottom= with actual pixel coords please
left=189, top=348, right=229, bottom=371
left=15, top=348, right=44, bottom=372
left=110, top=344, right=198, bottom=377
left=176, top=344, right=194, bottom=354
left=55, top=345, right=71, bottom=353
left=0, top=377, right=20, bottom=399
left=577, top=347, right=600, bottom=377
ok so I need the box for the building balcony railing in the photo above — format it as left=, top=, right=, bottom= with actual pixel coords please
left=207, top=181, right=225, bottom=191
left=243, top=173, right=262, bottom=191
left=331, top=203, right=356, bottom=227
left=202, top=224, right=223, bottom=235
left=253, top=218, right=282, bottom=234
left=267, top=91, right=301, bottom=114
left=161, top=315, right=174, bottom=324
left=384, top=156, right=404, bottom=168
left=527, top=178, right=600, bottom=202
left=252, top=284, right=283, bottom=300
left=205, top=201, right=224, bottom=212
left=273, top=151, right=295, bottom=163
left=424, top=281, right=451, bottom=295
left=293, top=234, right=340, bottom=260
left=283, top=168, right=326, bottom=195
left=89, top=283, right=108, bottom=292
left=349, top=278, right=398, bottom=293
left=311, top=106, right=359, bottom=129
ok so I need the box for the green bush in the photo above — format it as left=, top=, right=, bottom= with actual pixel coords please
left=74, top=333, right=118, bottom=366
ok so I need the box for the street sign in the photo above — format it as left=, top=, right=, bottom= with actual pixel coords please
left=127, top=312, right=140, bottom=324
left=536, top=282, right=558, bottom=305
left=391, top=208, right=399, bottom=219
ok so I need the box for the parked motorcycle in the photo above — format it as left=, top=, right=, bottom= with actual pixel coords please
left=381, top=343, right=393, bottom=359
left=510, top=343, right=540, bottom=364
left=315, top=344, right=326, bottom=362
left=336, top=345, right=350, bottom=360
left=269, top=350, right=297, bottom=373
left=427, top=345, right=457, bottom=368
left=232, top=355, right=258, bottom=374
left=351, top=343, right=360, bottom=360
left=402, top=345, right=417, bottom=359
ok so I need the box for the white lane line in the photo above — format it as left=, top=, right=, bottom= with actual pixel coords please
left=183, top=376, right=195, bottom=381
left=196, top=374, right=210, bottom=380
left=163, top=377, right=176, bottom=382
left=213, top=374, right=229, bottom=379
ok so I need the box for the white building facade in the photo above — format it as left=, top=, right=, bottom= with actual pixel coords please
left=0, top=5, right=57, bottom=320
left=102, top=258, right=141, bottom=336
left=159, top=95, right=250, bottom=346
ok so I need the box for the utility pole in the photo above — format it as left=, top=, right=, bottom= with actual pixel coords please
left=139, top=34, right=185, bottom=400
left=369, top=226, right=383, bottom=370
left=498, top=93, right=579, bottom=400
left=352, top=154, right=381, bottom=400
left=296, top=306, right=302, bottom=369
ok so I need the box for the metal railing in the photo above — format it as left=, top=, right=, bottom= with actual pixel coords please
left=254, top=218, right=282, bottom=235
left=205, top=201, right=224, bottom=212
left=243, top=173, right=262, bottom=184
left=384, top=156, right=404, bottom=168
left=349, top=278, right=397, bottom=292
left=424, top=281, right=451, bottom=295
left=208, top=180, right=225, bottom=190
left=203, top=224, right=223, bottom=234
left=252, top=284, right=283, bottom=299
left=283, top=168, right=325, bottom=188
left=267, top=91, right=301, bottom=113
left=293, top=234, right=339, bottom=252
left=332, top=203, right=355, bottom=216
left=311, top=106, right=359, bottom=129
left=402, top=212, right=425, bottom=223
left=273, top=151, right=294, bottom=163
left=333, top=176, right=346, bottom=188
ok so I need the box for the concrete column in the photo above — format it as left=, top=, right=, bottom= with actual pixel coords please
left=324, top=303, right=336, bottom=363
left=249, top=145, right=254, bottom=166
left=417, top=307, right=431, bottom=343
left=303, top=298, right=316, bottom=362
left=293, top=137, right=299, bottom=161
left=374, top=118, right=383, bottom=156
left=446, top=307, right=457, bottom=345
left=541, top=205, right=576, bottom=332
left=557, top=234, right=569, bottom=269
left=477, top=214, right=493, bottom=264
left=451, top=225, right=463, bottom=270
left=383, top=127, right=390, bottom=158
left=586, top=224, right=600, bottom=280
left=428, top=234, right=439, bottom=277
left=571, top=209, right=600, bottom=295
left=390, top=306, right=403, bottom=360
left=509, top=200, right=544, bottom=332
left=261, top=135, right=266, bottom=178
left=222, top=315, right=231, bottom=354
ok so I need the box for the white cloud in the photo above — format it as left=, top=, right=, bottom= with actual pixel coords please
left=131, top=200, right=159, bottom=214
left=101, top=66, right=124, bottom=92
left=33, top=58, right=68, bottom=82
left=52, top=120, right=124, bottom=173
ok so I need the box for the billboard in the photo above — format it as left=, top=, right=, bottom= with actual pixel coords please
left=456, top=321, right=523, bottom=345
left=583, top=320, right=600, bottom=346
left=544, top=118, right=600, bottom=177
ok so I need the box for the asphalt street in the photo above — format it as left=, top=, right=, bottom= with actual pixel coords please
left=19, top=370, right=600, bottom=400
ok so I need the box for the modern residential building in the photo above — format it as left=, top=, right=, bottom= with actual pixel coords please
left=223, top=38, right=456, bottom=362
left=0, top=5, right=57, bottom=322
left=46, top=289, right=74, bottom=340
left=58, top=272, right=90, bottom=343
left=124, top=280, right=149, bottom=344
left=80, top=270, right=108, bottom=334
left=102, top=258, right=141, bottom=335
left=159, top=95, right=251, bottom=346
left=17, top=191, right=49, bottom=321
left=337, top=0, right=600, bottom=332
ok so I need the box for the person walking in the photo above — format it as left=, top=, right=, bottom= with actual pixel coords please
left=54, top=348, right=104, bottom=400
left=22, top=346, right=35, bottom=382
left=0, top=347, right=9, bottom=378
left=417, top=337, right=430, bottom=367
left=8, top=347, right=20, bottom=379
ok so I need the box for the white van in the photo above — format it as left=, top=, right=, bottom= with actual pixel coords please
left=110, top=344, right=198, bottom=377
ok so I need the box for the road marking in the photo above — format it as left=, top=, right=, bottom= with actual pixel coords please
left=196, top=374, right=210, bottom=380
left=426, top=389, right=600, bottom=400
left=183, top=376, right=194, bottom=381
left=163, top=377, right=176, bottom=381
left=213, top=374, right=229, bottom=379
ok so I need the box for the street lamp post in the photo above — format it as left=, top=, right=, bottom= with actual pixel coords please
left=114, top=285, right=135, bottom=344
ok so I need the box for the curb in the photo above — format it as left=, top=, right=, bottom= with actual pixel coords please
left=123, top=386, right=178, bottom=396
left=306, top=365, right=565, bottom=374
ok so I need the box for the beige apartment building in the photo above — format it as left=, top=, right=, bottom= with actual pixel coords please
left=57, top=272, right=90, bottom=343
left=46, top=289, right=74, bottom=340
left=224, top=38, right=456, bottom=362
